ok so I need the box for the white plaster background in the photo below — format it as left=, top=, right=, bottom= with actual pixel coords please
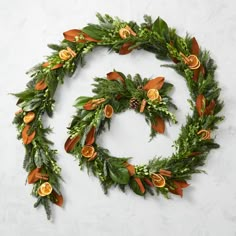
left=0, top=0, right=236, bottom=235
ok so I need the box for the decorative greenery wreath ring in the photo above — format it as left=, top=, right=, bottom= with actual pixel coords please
left=13, top=14, right=223, bottom=219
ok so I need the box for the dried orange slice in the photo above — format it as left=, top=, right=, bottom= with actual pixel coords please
left=59, top=49, right=71, bottom=61
left=147, top=89, right=160, bottom=101
left=197, top=129, right=211, bottom=140
left=151, top=173, right=166, bottom=188
left=23, top=112, right=35, bottom=124
left=180, top=53, right=200, bottom=70
left=38, top=182, right=53, bottom=197
left=81, top=145, right=95, bottom=158
left=104, top=104, right=113, bottom=118
left=125, top=25, right=136, bottom=36
left=119, top=28, right=131, bottom=39
left=22, top=125, right=36, bottom=145
left=188, top=55, right=200, bottom=69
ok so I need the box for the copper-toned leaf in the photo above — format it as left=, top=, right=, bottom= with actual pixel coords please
left=134, top=177, right=145, bottom=194
left=63, top=29, right=82, bottom=42
left=53, top=191, right=63, bottom=207
left=169, top=180, right=189, bottom=197
left=191, top=37, right=200, bottom=56
left=152, top=116, right=165, bottom=134
left=35, top=80, right=47, bottom=91
left=169, top=185, right=183, bottom=197
left=143, top=77, right=165, bottom=91
left=119, top=42, right=133, bottom=55
left=42, top=62, right=63, bottom=70
left=204, top=100, right=216, bottom=115
left=196, top=94, right=205, bottom=117
left=124, top=163, right=135, bottom=176
left=106, top=71, right=124, bottom=83
left=63, top=29, right=99, bottom=43
left=83, top=102, right=95, bottom=111
left=64, top=135, right=80, bottom=153
left=22, top=125, right=36, bottom=145
left=192, top=65, right=205, bottom=82
left=28, top=168, right=41, bottom=184
left=85, top=126, right=96, bottom=145
left=52, top=64, right=63, bottom=70
left=144, top=178, right=154, bottom=187
left=174, top=180, right=190, bottom=189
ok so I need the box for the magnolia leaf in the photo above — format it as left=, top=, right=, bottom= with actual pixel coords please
left=143, top=77, right=164, bottom=90
left=152, top=17, right=168, bottom=35
left=191, top=37, right=200, bottom=56
left=82, top=25, right=104, bottom=40
left=152, top=116, right=165, bottom=133
left=108, top=166, right=130, bottom=184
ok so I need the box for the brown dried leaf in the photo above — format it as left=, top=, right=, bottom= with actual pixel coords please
left=22, top=125, right=36, bottom=145
left=205, top=100, right=216, bottom=115
left=191, top=37, right=200, bottom=56
left=134, top=177, right=145, bottom=194
left=106, top=71, right=124, bottom=83
left=52, top=191, right=63, bottom=207
left=152, top=116, right=165, bottom=134
left=119, top=42, right=133, bottom=55
left=196, top=94, right=205, bottom=117
left=63, top=29, right=82, bottom=42
left=85, top=126, right=96, bottom=145
left=143, top=77, right=165, bottom=91
left=64, top=135, right=80, bottom=153
left=192, top=65, right=205, bottom=82
left=124, top=163, right=135, bottom=176
left=28, top=168, right=41, bottom=184
left=35, top=80, right=47, bottom=91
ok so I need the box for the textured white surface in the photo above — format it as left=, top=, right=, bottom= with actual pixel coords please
left=1, top=0, right=236, bottom=235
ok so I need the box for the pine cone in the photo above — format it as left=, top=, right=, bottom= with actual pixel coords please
left=129, top=98, right=140, bottom=109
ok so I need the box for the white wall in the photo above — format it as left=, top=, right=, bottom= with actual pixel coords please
left=0, top=0, right=236, bottom=235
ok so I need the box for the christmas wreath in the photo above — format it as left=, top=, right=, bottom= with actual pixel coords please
left=13, top=14, right=223, bottom=220
left=65, top=72, right=177, bottom=193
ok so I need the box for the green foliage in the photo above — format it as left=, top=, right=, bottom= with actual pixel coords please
left=13, top=13, right=224, bottom=218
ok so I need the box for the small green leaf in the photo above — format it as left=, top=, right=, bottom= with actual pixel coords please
left=82, top=25, right=104, bottom=40
left=108, top=166, right=130, bottom=184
